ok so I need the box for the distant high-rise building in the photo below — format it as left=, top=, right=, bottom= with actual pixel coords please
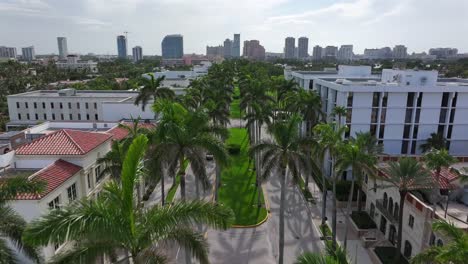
left=243, top=40, right=265, bottom=61
left=117, top=35, right=127, bottom=59
left=57, top=37, right=68, bottom=60
left=223, top=38, right=233, bottom=58
left=312, top=45, right=323, bottom=60
left=324, top=46, right=338, bottom=59
left=206, top=45, right=224, bottom=57
left=132, top=46, right=143, bottom=62
left=297, top=37, right=309, bottom=59
left=393, top=45, right=408, bottom=59
left=363, top=47, right=392, bottom=59
left=21, top=46, right=35, bottom=61
left=0, top=46, right=17, bottom=58
left=284, top=37, right=296, bottom=59
left=429, top=48, right=458, bottom=59
left=161, top=34, right=184, bottom=59
left=337, top=45, right=354, bottom=61
left=232, top=34, right=241, bottom=58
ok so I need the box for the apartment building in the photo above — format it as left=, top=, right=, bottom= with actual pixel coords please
left=7, top=88, right=154, bottom=128
left=362, top=161, right=467, bottom=260
left=288, top=65, right=468, bottom=157
left=56, top=54, right=98, bottom=73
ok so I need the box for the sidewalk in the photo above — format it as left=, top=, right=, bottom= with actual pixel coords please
left=307, top=180, right=374, bottom=264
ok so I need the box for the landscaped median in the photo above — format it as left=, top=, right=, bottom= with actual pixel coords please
left=217, top=128, right=268, bottom=226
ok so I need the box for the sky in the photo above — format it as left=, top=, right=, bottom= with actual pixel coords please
left=1, top=0, right=468, bottom=55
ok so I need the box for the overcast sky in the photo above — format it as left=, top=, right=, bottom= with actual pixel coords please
left=1, top=0, right=468, bottom=55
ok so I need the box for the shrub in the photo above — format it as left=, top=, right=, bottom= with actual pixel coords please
left=351, top=211, right=377, bottom=229
left=227, top=143, right=241, bottom=155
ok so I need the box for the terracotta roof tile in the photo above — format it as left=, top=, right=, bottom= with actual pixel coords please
left=106, top=122, right=155, bottom=141
left=15, top=159, right=82, bottom=200
left=16, top=129, right=111, bottom=156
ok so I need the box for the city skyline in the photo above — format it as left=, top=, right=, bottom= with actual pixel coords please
left=1, top=0, right=468, bottom=55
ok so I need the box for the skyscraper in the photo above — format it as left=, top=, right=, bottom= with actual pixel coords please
left=132, top=46, right=143, bottom=62
left=161, top=34, right=184, bottom=59
left=223, top=38, right=233, bottom=58
left=284, top=37, right=296, bottom=59
left=57, top=37, right=68, bottom=60
left=297, top=37, right=309, bottom=59
left=337, top=45, right=354, bottom=61
left=324, top=46, right=338, bottom=60
left=21, top=46, right=35, bottom=61
left=0, top=46, right=17, bottom=58
left=232, top=34, right=241, bottom=58
left=312, top=45, right=323, bottom=60
left=242, top=40, right=265, bottom=61
left=206, top=45, right=224, bottom=57
left=393, top=45, right=408, bottom=59
left=117, top=35, right=127, bottom=59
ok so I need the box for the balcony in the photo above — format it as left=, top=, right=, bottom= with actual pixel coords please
left=376, top=199, right=398, bottom=224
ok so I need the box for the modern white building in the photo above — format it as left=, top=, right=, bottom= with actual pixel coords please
left=132, top=46, right=143, bottom=62
left=57, top=37, right=68, bottom=60
left=288, top=65, right=468, bottom=157
left=7, top=89, right=154, bottom=128
left=284, top=37, right=296, bottom=59
left=337, top=45, right=354, bottom=61
left=393, top=45, right=408, bottom=59
left=56, top=54, right=98, bottom=73
left=312, top=45, right=323, bottom=60
left=0, top=46, right=17, bottom=59
left=21, top=46, right=35, bottom=61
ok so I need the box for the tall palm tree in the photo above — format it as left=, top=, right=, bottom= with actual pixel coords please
left=0, top=177, right=45, bottom=263
left=423, top=148, right=457, bottom=213
left=97, top=140, right=127, bottom=180
left=381, top=158, right=433, bottom=262
left=420, top=133, right=447, bottom=153
left=23, top=135, right=235, bottom=264
left=134, top=73, right=175, bottom=111
left=335, top=140, right=377, bottom=250
left=251, top=115, right=311, bottom=264
left=411, top=221, right=468, bottom=264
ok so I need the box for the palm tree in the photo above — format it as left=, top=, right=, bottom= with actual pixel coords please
left=335, top=140, right=377, bottom=250
left=295, top=253, right=341, bottom=264
left=411, top=221, right=468, bottom=264
left=423, top=148, right=457, bottom=213
left=381, top=158, right=433, bottom=262
left=0, top=177, right=45, bottom=263
left=97, top=140, right=127, bottom=181
left=134, top=73, right=175, bottom=111
left=420, top=133, right=447, bottom=153
left=23, top=135, right=235, bottom=264
left=313, top=123, right=346, bottom=248
left=251, top=115, right=311, bottom=264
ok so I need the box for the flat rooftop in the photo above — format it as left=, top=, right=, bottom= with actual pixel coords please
left=8, top=90, right=139, bottom=98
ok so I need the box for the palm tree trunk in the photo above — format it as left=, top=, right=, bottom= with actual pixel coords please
left=161, top=173, right=165, bottom=206
left=195, top=176, right=200, bottom=200
left=331, top=176, right=337, bottom=249
left=396, top=191, right=407, bottom=262
left=343, top=171, right=356, bottom=250
left=432, top=169, right=441, bottom=214
left=257, top=122, right=263, bottom=207
left=356, top=187, right=363, bottom=212
left=321, top=174, right=328, bottom=226
left=278, top=166, right=288, bottom=264
left=215, top=163, right=220, bottom=202
left=179, top=156, right=186, bottom=201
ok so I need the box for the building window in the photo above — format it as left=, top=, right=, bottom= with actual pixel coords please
left=407, top=92, right=415, bottom=107
left=85, top=102, right=89, bottom=109
left=388, top=197, right=394, bottom=214
left=43, top=113, right=47, bottom=120
left=52, top=113, right=56, bottom=120
left=370, top=203, right=375, bottom=218
left=67, top=183, right=77, bottom=202
left=26, top=113, right=30, bottom=120
left=34, top=102, right=37, bottom=109
left=35, top=113, right=38, bottom=120
left=95, top=114, right=99, bottom=120
left=61, top=113, right=64, bottom=120
left=372, top=92, right=380, bottom=107
left=77, top=102, right=80, bottom=109
left=18, top=113, right=21, bottom=120
left=393, top=203, right=399, bottom=219
left=68, top=102, right=72, bottom=109
left=42, top=102, right=46, bottom=109
left=60, top=102, right=63, bottom=109
left=51, top=102, right=54, bottom=109
left=25, top=102, right=28, bottom=108
left=69, top=114, right=73, bottom=120
left=48, top=196, right=60, bottom=209
left=95, top=165, right=103, bottom=183
left=401, top=140, right=409, bottom=154
left=94, top=102, right=97, bottom=109
left=383, top=192, right=388, bottom=208
left=78, top=114, right=81, bottom=120
left=87, top=173, right=92, bottom=189
left=408, top=214, right=414, bottom=228
left=16, top=102, right=20, bottom=108
left=441, top=92, right=450, bottom=107
left=86, top=114, right=90, bottom=120
left=404, top=240, right=412, bottom=258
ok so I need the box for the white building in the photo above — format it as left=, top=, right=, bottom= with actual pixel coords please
left=22, top=46, right=35, bottom=61
left=337, top=45, right=354, bottom=61
left=312, top=45, right=323, bottom=60
left=7, top=89, right=154, bottom=128
left=393, top=45, right=408, bottom=59
left=0, top=46, right=17, bottom=59
left=288, top=65, right=468, bottom=157
left=132, top=46, right=143, bottom=62
left=56, top=54, right=98, bottom=73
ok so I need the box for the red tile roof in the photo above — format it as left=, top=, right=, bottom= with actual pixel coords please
left=15, top=159, right=82, bottom=200
left=106, top=122, right=155, bottom=141
left=16, top=129, right=112, bottom=156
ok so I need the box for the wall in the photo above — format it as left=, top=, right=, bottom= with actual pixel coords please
left=101, top=101, right=154, bottom=121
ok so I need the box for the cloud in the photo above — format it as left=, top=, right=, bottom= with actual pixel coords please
left=0, top=0, right=50, bottom=14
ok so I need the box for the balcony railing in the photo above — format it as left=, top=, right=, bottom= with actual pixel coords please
left=376, top=199, right=398, bottom=224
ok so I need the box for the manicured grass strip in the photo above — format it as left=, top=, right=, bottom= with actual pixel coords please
left=218, top=128, right=268, bottom=225
left=166, top=160, right=189, bottom=203
left=230, top=87, right=243, bottom=118
left=297, top=177, right=316, bottom=205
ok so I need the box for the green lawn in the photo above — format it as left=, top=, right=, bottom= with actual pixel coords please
left=218, top=128, right=268, bottom=225
left=230, top=87, right=243, bottom=119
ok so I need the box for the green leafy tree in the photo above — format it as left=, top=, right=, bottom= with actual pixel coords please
left=23, top=135, right=234, bottom=264
left=420, top=133, right=447, bottom=153
left=251, top=115, right=311, bottom=264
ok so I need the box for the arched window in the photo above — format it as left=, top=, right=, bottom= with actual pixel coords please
left=383, top=192, right=388, bottom=208
left=437, top=239, right=444, bottom=247
left=388, top=197, right=394, bottom=213
left=394, top=203, right=399, bottom=219
left=404, top=240, right=412, bottom=258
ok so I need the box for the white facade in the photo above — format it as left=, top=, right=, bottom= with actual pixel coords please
left=393, top=45, right=408, bottom=59
left=56, top=55, right=98, bottom=73
left=132, top=46, right=143, bottom=62
left=290, top=66, right=468, bottom=156
left=57, top=37, right=68, bottom=60
left=0, top=46, right=17, bottom=58
left=21, top=46, right=35, bottom=61
left=337, top=45, right=354, bottom=61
